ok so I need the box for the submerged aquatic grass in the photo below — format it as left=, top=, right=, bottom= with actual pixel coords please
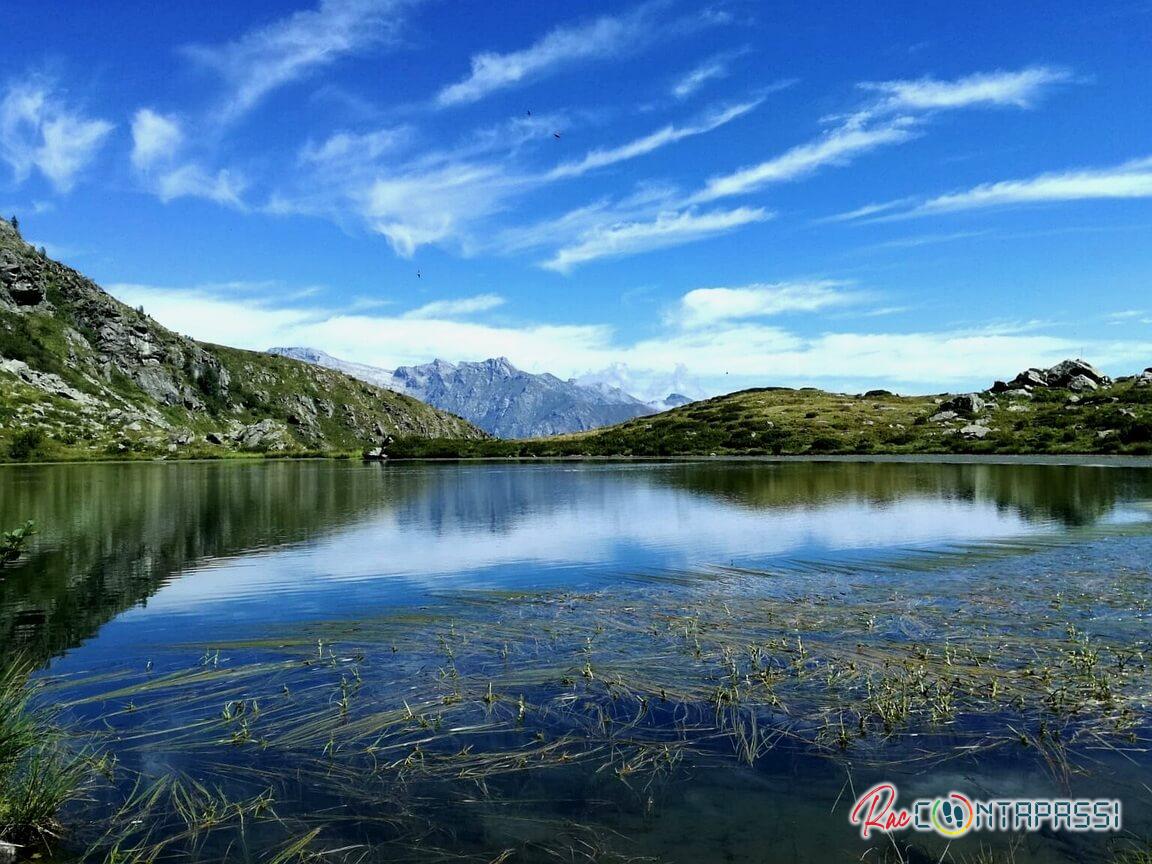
left=35, top=546, right=1152, bottom=863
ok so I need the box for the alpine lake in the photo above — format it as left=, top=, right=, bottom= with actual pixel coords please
left=2, top=457, right=1152, bottom=863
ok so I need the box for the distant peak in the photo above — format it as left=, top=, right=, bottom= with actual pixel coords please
left=473, top=356, right=519, bottom=376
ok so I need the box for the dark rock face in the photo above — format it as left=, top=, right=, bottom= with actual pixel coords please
left=1, top=247, right=47, bottom=305
left=8, top=280, right=44, bottom=306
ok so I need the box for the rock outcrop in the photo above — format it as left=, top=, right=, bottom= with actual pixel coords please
left=992, top=359, right=1112, bottom=393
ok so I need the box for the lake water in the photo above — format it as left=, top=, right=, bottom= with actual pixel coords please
left=2, top=459, right=1151, bottom=862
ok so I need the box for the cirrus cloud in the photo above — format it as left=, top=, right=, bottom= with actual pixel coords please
left=0, top=78, right=113, bottom=192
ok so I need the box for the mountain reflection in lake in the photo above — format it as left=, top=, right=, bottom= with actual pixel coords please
left=1, top=460, right=1150, bottom=863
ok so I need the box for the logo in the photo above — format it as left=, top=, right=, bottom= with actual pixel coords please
left=849, top=783, right=1121, bottom=839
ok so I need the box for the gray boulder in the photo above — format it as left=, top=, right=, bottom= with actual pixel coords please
left=1065, top=374, right=1099, bottom=392
left=1005, top=369, right=1048, bottom=390
left=939, top=393, right=986, bottom=416
left=236, top=419, right=292, bottom=451
left=1045, top=359, right=1110, bottom=388
left=960, top=424, right=991, bottom=439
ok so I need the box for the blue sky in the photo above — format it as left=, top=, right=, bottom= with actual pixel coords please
left=2, top=0, right=1150, bottom=399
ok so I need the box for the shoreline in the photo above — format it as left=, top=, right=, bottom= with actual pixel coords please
left=3, top=451, right=1152, bottom=469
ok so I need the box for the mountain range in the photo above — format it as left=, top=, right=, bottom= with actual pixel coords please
left=0, top=217, right=482, bottom=462
left=268, top=347, right=689, bottom=438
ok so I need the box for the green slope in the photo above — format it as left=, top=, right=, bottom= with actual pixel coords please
left=0, top=219, right=484, bottom=462
left=388, top=375, right=1152, bottom=458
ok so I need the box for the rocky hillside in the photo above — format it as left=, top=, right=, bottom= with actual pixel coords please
left=386, top=358, right=1152, bottom=458
left=0, top=219, right=483, bottom=461
left=272, top=348, right=658, bottom=438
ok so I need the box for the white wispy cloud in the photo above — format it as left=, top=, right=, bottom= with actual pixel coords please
left=184, top=0, right=414, bottom=122
left=274, top=64, right=1068, bottom=268
left=512, top=66, right=1063, bottom=269
left=676, top=281, right=858, bottom=327
left=545, top=100, right=760, bottom=180
left=436, top=9, right=651, bottom=107
left=689, top=118, right=920, bottom=204
left=672, top=56, right=732, bottom=100
left=687, top=66, right=1073, bottom=207
left=493, top=182, right=680, bottom=255
left=299, top=126, right=410, bottom=167
left=129, top=109, right=247, bottom=207
left=130, top=109, right=184, bottom=170
left=1105, top=309, right=1148, bottom=325
left=404, top=294, right=506, bottom=319
left=359, top=161, right=513, bottom=256
left=275, top=98, right=762, bottom=258
left=0, top=78, right=113, bottom=192
left=153, top=164, right=248, bottom=207
left=543, top=206, right=770, bottom=272
left=858, top=66, right=1073, bottom=112
left=909, top=157, right=1152, bottom=215
left=837, top=156, right=1152, bottom=221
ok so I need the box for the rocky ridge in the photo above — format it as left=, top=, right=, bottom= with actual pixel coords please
left=0, top=218, right=483, bottom=461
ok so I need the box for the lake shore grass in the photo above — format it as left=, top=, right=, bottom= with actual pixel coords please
left=0, top=661, right=98, bottom=852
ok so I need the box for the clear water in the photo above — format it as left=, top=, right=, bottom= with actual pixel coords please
left=2, top=459, right=1151, bottom=862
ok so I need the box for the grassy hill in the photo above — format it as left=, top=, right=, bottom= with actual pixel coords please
left=0, top=218, right=483, bottom=462
left=387, top=369, right=1152, bottom=459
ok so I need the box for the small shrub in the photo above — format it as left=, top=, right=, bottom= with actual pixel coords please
left=6, top=428, right=45, bottom=461
left=1120, top=420, right=1152, bottom=444
left=808, top=435, right=843, bottom=453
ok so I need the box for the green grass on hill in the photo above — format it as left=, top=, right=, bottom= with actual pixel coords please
left=386, top=378, right=1152, bottom=459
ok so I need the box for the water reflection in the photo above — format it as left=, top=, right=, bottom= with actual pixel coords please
left=2, top=460, right=1151, bottom=663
